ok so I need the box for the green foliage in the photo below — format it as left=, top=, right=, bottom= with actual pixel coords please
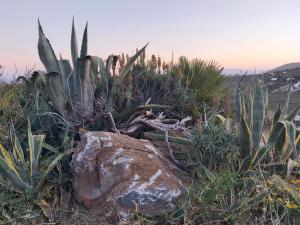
left=0, top=83, right=27, bottom=143
left=189, top=123, right=238, bottom=169
left=137, top=168, right=299, bottom=225
left=33, top=19, right=147, bottom=125
left=176, top=56, right=224, bottom=103
left=130, top=64, right=196, bottom=117
left=0, top=187, right=40, bottom=224
left=234, top=82, right=299, bottom=170
left=0, top=119, right=71, bottom=197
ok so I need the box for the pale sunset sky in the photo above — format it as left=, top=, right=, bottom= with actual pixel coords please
left=1, top=0, right=300, bottom=76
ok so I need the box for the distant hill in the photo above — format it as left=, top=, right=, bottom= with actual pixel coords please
left=268, top=62, right=300, bottom=72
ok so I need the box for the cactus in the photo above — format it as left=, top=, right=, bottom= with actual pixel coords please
left=234, top=82, right=300, bottom=169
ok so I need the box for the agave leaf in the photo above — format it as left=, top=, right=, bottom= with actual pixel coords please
left=234, top=88, right=241, bottom=124
left=10, top=124, right=29, bottom=183
left=91, top=56, right=109, bottom=100
left=234, top=74, right=246, bottom=124
left=10, top=124, right=24, bottom=163
left=252, top=85, right=265, bottom=148
left=143, top=132, right=191, bottom=145
left=80, top=22, right=88, bottom=58
left=282, top=120, right=297, bottom=159
left=276, top=127, right=288, bottom=161
left=248, top=89, right=254, bottom=131
left=240, top=115, right=253, bottom=160
left=71, top=17, right=78, bottom=70
left=241, top=94, right=246, bottom=120
left=28, top=119, right=45, bottom=183
left=42, top=143, right=58, bottom=153
left=272, top=105, right=281, bottom=129
left=0, top=146, right=32, bottom=192
left=58, top=59, right=72, bottom=97
left=296, top=134, right=300, bottom=145
left=67, top=72, right=79, bottom=102
left=285, top=105, right=300, bottom=122
left=281, top=84, right=292, bottom=118
left=35, top=149, right=74, bottom=192
left=77, top=57, right=94, bottom=115
left=119, top=43, right=148, bottom=78
left=45, top=72, right=70, bottom=116
left=251, top=144, right=272, bottom=168
left=269, top=121, right=285, bottom=144
left=263, top=87, right=268, bottom=109
left=37, top=20, right=60, bottom=73
left=106, top=55, right=113, bottom=75
left=215, top=114, right=226, bottom=124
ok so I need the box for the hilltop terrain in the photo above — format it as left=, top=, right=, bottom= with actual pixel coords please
left=225, top=63, right=300, bottom=111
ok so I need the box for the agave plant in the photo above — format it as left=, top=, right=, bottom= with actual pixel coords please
left=234, top=81, right=300, bottom=170
left=32, top=18, right=147, bottom=123
left=0, top=119, right=71, bottom=197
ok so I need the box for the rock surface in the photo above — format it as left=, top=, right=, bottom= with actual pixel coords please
left=70, top=131, right=186, bottom=216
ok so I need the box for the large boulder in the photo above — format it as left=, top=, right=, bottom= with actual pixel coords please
left=70, top=131, right=186, bottom=217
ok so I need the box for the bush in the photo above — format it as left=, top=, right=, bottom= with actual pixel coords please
left=131, top=64, right=197, bottom=118
left=188, top=123, right=238, bottom=170
left=176, top=56, right=225, bottom=104
left=0, top=83, right=27, bottom=143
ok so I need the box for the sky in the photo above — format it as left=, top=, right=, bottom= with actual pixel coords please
left=1, top=0, right=300, bottom=77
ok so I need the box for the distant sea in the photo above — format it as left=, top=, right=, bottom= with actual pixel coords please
left=222, top=68, right=265, bottom=76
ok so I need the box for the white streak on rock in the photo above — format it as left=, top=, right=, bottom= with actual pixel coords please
left=77, top=132, right=101, bottom=162
left=147, top=154, right=155, bottom=159
left=163, top=189, right=181, bottom=201
left=103, top=142, right=113, bottom=148
left=136, top=169, right=162, bottom=191
left=133, top=174, right=140, bottom=181
left=112, top=157, right=134, bottom=166
left=100, top=134, right=112, bottom=141
left=144, top=144, right=158, bottom=155
left=108, top=148, right=124, bottom=163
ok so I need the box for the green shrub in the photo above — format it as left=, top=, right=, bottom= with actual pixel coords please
left=176, top=56, right=225, bottom=104
left=0, top=119, right=71, bottom=201
left=131, top=64, right=196, bottom=117
left=188, top=123, right=238, bottom=170
left=0, top=83, right=27, bottom=143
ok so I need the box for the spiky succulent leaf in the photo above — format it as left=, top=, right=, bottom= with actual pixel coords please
left=251, top=144, right=272, bottom=168
left=38, top=20, right=60, bottom=73
left=234, top=75, right=246, bottom=124
left=252, top=85, right=265, bottom=148
left=28, top=118, right=45, bottom=182
left=10, top=124, right=29, bottom=182
left=282, top=121, right=297, bottom=159
left=58, top=59, right=72, bottom=97
left=215, top=114, right=226, bottom=124
left=91, top=56, right=109, bottom=100
left=77, top=57, right=95, bottom=115
left=71, top=17, right=79, bottom=70
left=273, top=105, right=281, bottom=128
left=285, top=105, right=300, bottom=122
left=0, top=145, right=32, bottom=192
left=281, top=84, right=292, bottom=118
left=80, top=23, right=88, bottom=58
left=240, top=115, right=253, bottom=160
left=119, top=43, right=148, bottom=78
left=45, top=72, right=70, bottom=116
left=35, top=149, right=73, bottom=193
